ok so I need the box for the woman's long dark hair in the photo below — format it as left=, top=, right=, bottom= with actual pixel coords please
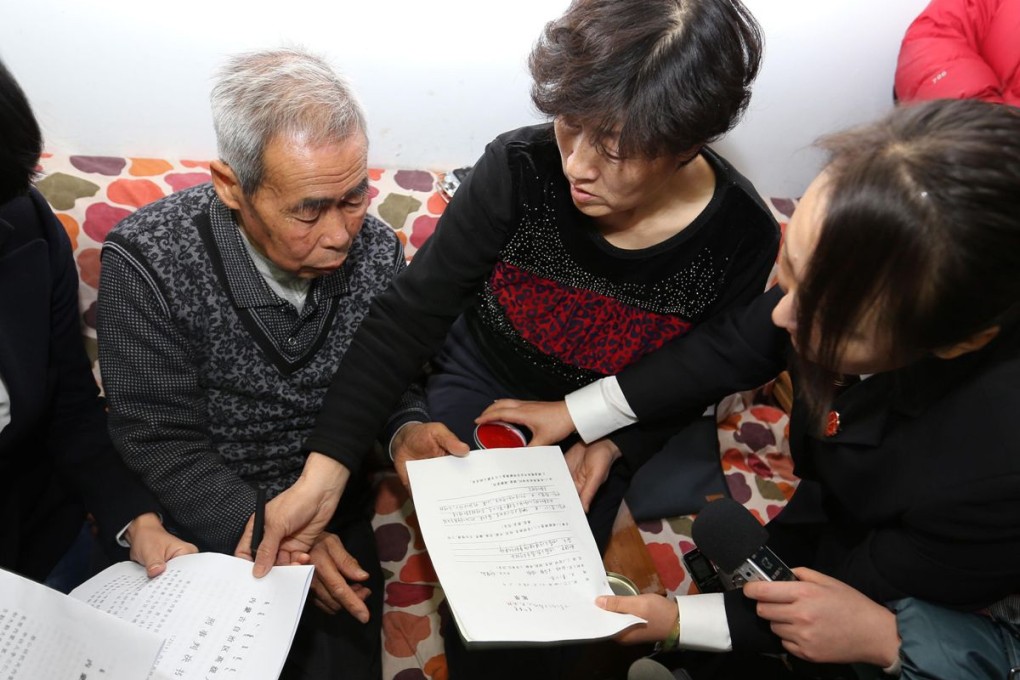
left=0, top=59, right=43, bottom=204
left=795, top=99, right=1020, bottom=423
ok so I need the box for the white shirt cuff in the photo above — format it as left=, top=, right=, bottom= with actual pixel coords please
left=565, top=377, right=637, bottom=443
left=116, top=522, right=133, bottom=548
left=677, top=593, right=732, bottom=652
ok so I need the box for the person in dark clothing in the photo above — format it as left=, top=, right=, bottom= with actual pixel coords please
left=0, top=58, right=195, bottom=589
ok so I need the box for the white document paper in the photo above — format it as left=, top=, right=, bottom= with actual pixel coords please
left=70, top=553, right=313, bottom=680
left=0, top=567, right=163, bottom=680
left=407, top=446, right=645, bottom=643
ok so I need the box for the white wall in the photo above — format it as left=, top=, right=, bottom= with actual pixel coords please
left=0, top=0, right=927, bottom=198
left=715, top=0, right=929, bottom=197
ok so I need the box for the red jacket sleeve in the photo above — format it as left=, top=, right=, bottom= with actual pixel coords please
left=894, top=0, right=1006, bottom=103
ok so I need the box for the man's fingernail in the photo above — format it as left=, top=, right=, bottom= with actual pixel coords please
left=595, top=596, right=607, bottom=607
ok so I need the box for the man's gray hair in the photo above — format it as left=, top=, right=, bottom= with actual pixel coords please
left=210, top=48, right=367, bottom=195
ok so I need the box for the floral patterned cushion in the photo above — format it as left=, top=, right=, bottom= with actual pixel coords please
left=35, top=151, right=799, bottom=680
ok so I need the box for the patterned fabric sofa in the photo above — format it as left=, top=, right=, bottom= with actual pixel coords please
left=35, top=151, right=799, bottom=680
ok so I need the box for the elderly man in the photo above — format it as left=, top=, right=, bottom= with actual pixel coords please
left=97, top=49, right=460, bottom=679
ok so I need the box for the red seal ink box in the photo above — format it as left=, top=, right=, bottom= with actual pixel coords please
left=473, top=422, right=528, bottom=449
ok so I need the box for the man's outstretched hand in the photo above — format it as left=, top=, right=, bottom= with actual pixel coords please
left=391, top=421, right=470, bottom=490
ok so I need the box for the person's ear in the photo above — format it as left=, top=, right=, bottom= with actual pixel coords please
left=210, top=160, right=244, bottom=211
left=932, top=326, right=1000, bottom=360
left=677, top=145, right=703, bottom=169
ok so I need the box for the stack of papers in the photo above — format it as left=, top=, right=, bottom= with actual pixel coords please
left=1, top=553, right=313, bottom=680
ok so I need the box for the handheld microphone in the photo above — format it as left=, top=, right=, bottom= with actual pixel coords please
left=691, top=498, right=797, bottom=587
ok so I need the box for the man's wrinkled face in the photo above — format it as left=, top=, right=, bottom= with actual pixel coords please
left=231, top=132, right=370, bottom=279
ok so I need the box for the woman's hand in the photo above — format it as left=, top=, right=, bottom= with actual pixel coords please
left=564, top=438, right=621, bottom=512
left=596, top=593, right=678, bottom=645
left=236, top=452, right=348, bottom=577
left=476, top=399, right=575, bottom=445
left=125, top=512, right=198, bottom=578
left=744, top=567, right=900, bottom=668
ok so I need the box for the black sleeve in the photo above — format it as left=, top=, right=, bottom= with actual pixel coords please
left=608, top=409, right=707, bottom=471
left=32, top=188, right=162, bottom=547
left=723, top=588, right=785, bottom=653
left=306, top=136, right=517, bottom=469
left=610, top=310, right=782, bottom=471
left=376, top=241, right=432, bottom=446
left=618, top=286, right=790, bottom=423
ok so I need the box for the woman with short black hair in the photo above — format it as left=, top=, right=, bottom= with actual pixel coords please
left=412, top=0, right=777, bottom=545
left=297, top=0, right=778, bottom=676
